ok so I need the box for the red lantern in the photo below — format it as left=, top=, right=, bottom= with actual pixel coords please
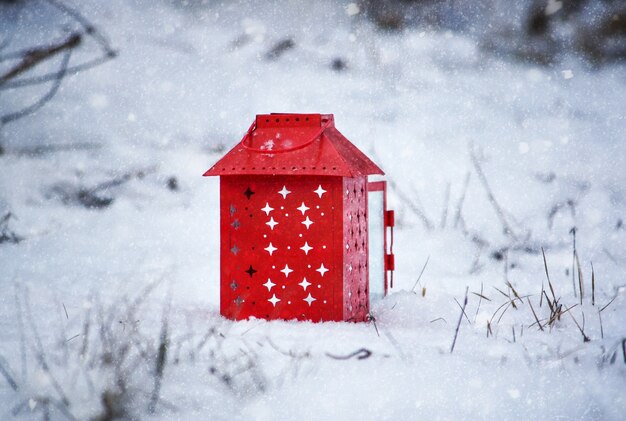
left=204, top=114, right=394, bottom=322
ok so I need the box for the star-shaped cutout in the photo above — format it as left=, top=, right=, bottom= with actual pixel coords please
left=245, top=265, right=257, bottom=277
left=229, top=204, right=236, bottom=216
left=314, top=185, right=327, bottom=198
left=301, top=216, right=314, bottom=229
left=303, top=293, right=316, bottom=306
left=278, top=185, right=291, bottom=199
left=266, top=217, right=278, bottom=230
left=264, top=242, right=277, bottom=256
left=244, top=186, right=255, bottom=199
left=231, top=219, right=240, bottom=229
left=297, top=202, right=310, bottom=215
left=263, top=278, right=276, bottom=291
left=230, top=280, right=238, bottom=290
left=316, top=263, right=329, bottom=277
left=300, top=242, right=313, bottom=255
left=230, top=245, right=240, bottom=255
left=280, top=264, right=293, bottom=278
left=234, top=296, right=244, bottom=306
left=298, top=277, right=311, bottom=291
left=261, top=202, right=274, bottom=215
left=268, top=294, right=281, bottom=307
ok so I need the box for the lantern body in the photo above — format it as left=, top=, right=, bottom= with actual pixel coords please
left=205, top=114, right=392, bottom=322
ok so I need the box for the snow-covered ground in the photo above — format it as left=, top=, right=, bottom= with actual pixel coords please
left=1, top=0, right=625, bottom=419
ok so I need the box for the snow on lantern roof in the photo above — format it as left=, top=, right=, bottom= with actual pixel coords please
left=203, top=113, right=384, bottom=177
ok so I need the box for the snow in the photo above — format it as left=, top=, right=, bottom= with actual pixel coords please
left=1, top=0, right=625, bottom=419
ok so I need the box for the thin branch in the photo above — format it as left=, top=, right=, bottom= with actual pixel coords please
left=0, top=53, right=115, bottom=91
left=0, top=33, right=80, bottom=84
left=1, top=48, right=72, bottom=125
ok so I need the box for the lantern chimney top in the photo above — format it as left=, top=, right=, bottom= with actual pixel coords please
left=255, top=113, right=332, bottom=129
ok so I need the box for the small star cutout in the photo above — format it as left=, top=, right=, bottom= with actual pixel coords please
left=298, top=278, right=311, bottom=291
left=301, top=216, right=314, bottom=229
left=234, top=296, right=244, bottom=306
left=231, top=219, right=240, bottom=229
left=243, top=186, right=255, bottom=199
left=245, top=265, right=257, bottom=277
left=314, top=185, right=327, bottom=198
left=230, top=280, right=238, bottom=290
left=266, top=217, right=278, bottom=230
left=230, top=245, right=240, bottom=255
left=263, top=278, right=276, bottom=291
left=316, top=263, right=329, bottom=277
left=303, top=293, right=316, bottom=306
left=261, top=203, right=274, bottom=215
left=297, top=202, right=310, bottom=215
left=229, top=204, right=236, bottom=216
left=280, top=264, right=293, bottom=278
left=300, top=242, right=313, bottom=255
left=264, top=242, right=278, bottom=256
left=278, top=185, right=291, bottom=199
left=268, top=294, right=281, bottom=307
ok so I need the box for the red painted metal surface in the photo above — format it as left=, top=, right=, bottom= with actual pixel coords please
left=205, top=113, right=393, bottom=322
left=220, top=175, right=343, bottom=321
left=203, top=114, right=384, bottom=177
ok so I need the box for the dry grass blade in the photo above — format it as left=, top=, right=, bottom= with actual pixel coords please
left=600, top=296, right=617, bottom=313
left=541, top=248, right=557, bottom=303
left=450, top=287, right=469, bottom=353
left=411, top=255, right=430, bottom=292
left=454, top=297, right=472, bottom=324
left=568, top=310, right=590, bottom=342
left=591, top=262, right=595, bottom=306
left=527, top=297, right=544, bottom=331
left=570, top=227, right=578, bottom=297
left=576, top=251, right=584, bottom=305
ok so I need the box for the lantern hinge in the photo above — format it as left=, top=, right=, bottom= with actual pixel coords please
left=385, top=253, right=395, bottom=271
left=384, top=210, right=395, bottom=227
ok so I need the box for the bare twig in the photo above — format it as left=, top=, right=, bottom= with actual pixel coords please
left=450, top=287, right=469, bottom=353
left=325, top=348, right=372, bottom=360
left=0, top=33, right=80, bottom=84
left=1, top=48, right=72, bottom=125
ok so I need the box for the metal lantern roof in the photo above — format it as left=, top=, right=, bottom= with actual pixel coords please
left=203, top=113, right=384, bottom=177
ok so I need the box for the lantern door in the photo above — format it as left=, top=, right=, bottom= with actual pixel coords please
left=367, top=181, right=394, bottom=303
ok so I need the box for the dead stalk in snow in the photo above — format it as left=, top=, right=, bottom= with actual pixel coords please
left=411, top=255, right=430, bottom=293
left=450, top=287, right=469, bottom=353
left=469, top=146, right=518, bottom=240
left=453, top=172, right=471, bottom=231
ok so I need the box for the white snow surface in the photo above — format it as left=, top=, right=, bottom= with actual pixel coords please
left=1, top=0, right=625, bottom=420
